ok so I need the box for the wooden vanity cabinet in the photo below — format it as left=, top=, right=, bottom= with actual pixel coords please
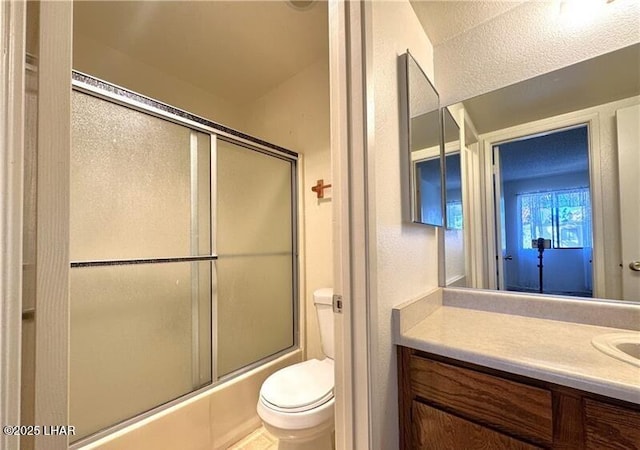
left=398, top=346, right=640, bottom=450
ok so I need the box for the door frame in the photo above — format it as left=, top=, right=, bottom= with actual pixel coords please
left=616, top=103, right=640, bottom=300
left=2, top=2, right=73, bottom=450
left=33, top=3, right=73, bottom=450
left=1, top=2, right=26, bottom=449
left=329, top=1, right=372, bottom=448
left=480, top=111, right=604, bottom=298
left=491, top=144, right=506, bottom=291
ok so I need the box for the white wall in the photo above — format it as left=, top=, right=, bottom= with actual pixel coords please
left=436, top=0, right=640, bottom=105
left=367, top=2, right=437, bottom=448
left=242, top=58, right=332, bottom=361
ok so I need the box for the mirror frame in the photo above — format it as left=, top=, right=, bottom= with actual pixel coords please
left=401, top=50, right=444, bottom=227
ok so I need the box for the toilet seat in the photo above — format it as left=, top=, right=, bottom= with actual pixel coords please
left=260, top=358, right=334, bottom=413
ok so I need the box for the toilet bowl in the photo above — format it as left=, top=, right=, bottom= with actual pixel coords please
left=257, top=288, right=335, bottom=449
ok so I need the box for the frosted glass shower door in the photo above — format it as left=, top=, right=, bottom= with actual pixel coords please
left=216, top=140, right=296, bottom=376
left=70, top=91, right=213, bottom=442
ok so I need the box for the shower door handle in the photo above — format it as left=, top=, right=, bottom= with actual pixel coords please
left=629, top=261, right=640, bottom=272
left=504, top=255, right=513, bottom=261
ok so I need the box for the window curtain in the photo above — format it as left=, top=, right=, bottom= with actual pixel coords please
left=517, top=188, right=592, bottom=292
left=519, top=192, right=554, bottom=249
left=556, top=189, right=592, bottom=291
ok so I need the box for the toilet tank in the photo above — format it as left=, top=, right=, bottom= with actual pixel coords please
left=313, top=288, right=334, bottom=359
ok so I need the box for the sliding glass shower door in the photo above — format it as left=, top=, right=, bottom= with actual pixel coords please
left=69, top=77, right=298, bottom=444
left=216, top=140, right=295, bottom=377
left=70, top=91, right=214, bottom=441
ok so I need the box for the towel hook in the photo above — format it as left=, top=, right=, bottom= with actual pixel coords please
left=311, top=179, right=332, bottom=199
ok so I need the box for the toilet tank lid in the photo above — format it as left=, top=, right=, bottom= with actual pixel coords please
left=313, top=288, right=333, bottom=305
left=260, top=358, right=334, bottom=412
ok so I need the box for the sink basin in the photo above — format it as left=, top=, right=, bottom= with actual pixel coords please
left=592, top=333, right=640, bottom=367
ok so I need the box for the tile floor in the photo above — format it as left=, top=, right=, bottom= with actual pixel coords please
left=227, top=426, right=277, bottom=450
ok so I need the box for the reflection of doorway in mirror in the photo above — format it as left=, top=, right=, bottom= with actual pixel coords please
left=493, top=125, right=593, bottom=298
left=616, top=104, right=640, bottom=301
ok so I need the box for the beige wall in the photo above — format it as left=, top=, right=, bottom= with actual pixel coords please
left=73, top=33, right=245, bottom=129
left=242, top=58, right=332, bottom=361
left=367, top=2, right=437, bottom=449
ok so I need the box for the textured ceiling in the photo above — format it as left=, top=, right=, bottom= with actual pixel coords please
left=499, top=126, right=589, bottom=182
left=433, top=0, right=640, bottom=106
left=410, top=0, right=525, bottom=46
left=410, top=1, right=640, bottom=136
left=73, top=1, right=328, bottom=104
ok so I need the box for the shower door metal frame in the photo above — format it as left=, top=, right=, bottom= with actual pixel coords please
left=70, top=71, right=300, bottom=448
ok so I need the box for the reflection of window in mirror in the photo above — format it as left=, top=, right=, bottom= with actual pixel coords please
left=446, top=201, right=463, bottom=230
left=519, top=188, right=591, bottom=250
left=415, top=157, right=443, bottom=226
left=444, top=152, right=463, bottom=231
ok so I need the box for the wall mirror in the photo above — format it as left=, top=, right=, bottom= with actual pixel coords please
left=442, top=108, right=466, bottom=287
left=401, top=51, right=443, bottom=226
left=445, top=43, right=640, bottom=303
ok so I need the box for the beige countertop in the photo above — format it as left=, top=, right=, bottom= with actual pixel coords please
left=394, top=288, right=640, bottom=404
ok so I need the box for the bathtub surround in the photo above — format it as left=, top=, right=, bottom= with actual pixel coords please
left=80, top=352, right=301, bottom=450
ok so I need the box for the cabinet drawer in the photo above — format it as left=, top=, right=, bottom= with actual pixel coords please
left=410, top=355, right=553, bottom=446
left=584, top=398, right=640, bottom=450
left=412, top=401, right=543, bottom=450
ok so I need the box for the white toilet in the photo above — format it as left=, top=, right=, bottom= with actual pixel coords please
left=257, top=288, right=335, bottom=449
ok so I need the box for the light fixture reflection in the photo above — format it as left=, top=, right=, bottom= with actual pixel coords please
left=559, top=0, right=615, bottom=26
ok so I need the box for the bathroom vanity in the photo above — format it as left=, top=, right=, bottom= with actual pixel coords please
left=394, top=288, right=640, bottom=449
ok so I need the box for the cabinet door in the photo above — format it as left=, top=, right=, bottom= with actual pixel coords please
left=412, top=401, right=542, bottom=450
left=585, top=399, right=640, bottom=450
left=410, top=355, right=553, bottom=445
